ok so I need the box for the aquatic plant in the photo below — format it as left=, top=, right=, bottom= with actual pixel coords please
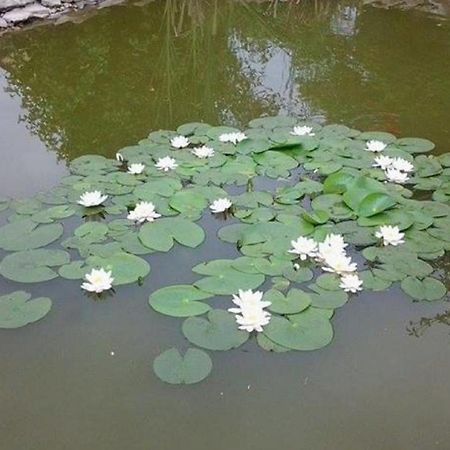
left=0, top=116, right=449, bottom=384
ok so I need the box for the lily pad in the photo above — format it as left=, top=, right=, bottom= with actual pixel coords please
left=149, top=285, right=213, bottom=317
left=194, top=266, right=265, bottom=295
left=0, top=291, right=52, bottom=328
left=0, top=219, right=63, bottom=251
left=0, top=249, right=70, bottom=283
left=263, top=309, right=333, bottom=351
left=400, top=277, right=446, bottom=301
left=182, top=309, right=249, bottom=350
left=86, top=252, right=150, bottom=285
left=264, top=288, right=311, bottom=314
left=139, top=218, right=205, bottom=251
left=153, top=348, right=213, bottom=385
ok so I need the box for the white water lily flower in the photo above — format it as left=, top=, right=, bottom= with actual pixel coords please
left=385, top=167, right=409, bottom=184
left=323, top=234, right=347, bottom=252
left=127, top=163, right=145, bottom=175
left=192, top=145, right=215, bottom=158
left=81, top=268, right=114, bottom=293
left=228, top=289, right=271, bottom=333
left=339, top=274, right=363, bottom=293
left=170, top=135, right=190, bottom=149
left=210, top=198, right=232, bottom=213
left=116, top=152, right=124, bottom=162
left=219, top=132, right=247, bottom=145
left=155, top=156, right=178, bottom=172
left=391, top=157, right=414, bottom=173
left=288, top=236, right=318, bottom=260
left=234, top=307, right=271, bottom=333
left=365, top=140, right=387, bottom=152
left=290, top=125, right=315, bottom=136
left=78, top=191, right=108, bottom=207
left=375, top=225, right=405, bottom=246
left=316, top=234, right=348, bottom=261
left=373, top=155, right=394, bottom=170
left=228, top=289, right=271, bottom=311
left=127, top=201, right=161, bottom=223
left=322, top=253, right=357, bottom=275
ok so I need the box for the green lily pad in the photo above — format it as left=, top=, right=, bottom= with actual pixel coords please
left=31, top=205, right=75, bottom=224
left=0, top=249, right=70, bottom=283
left=400, top=277, right=446, bottom=301
left=263, top=309, right=333, bottom=351
left=396, top=137, right=435, bottom=153
left=0, top=219, right=63, bottom=251
left=308, top=286, right=349, bottom=309
left=169, top=190, right=208, bottom=220
left=86, top=252, right=150, bottom=285
left=357, top=192, right=396, bottom=217
left=139, top=218, right=205, bottom=251
left=264, top=288, right=311, bottom=314
left=153, top=348, right=212, bottom=385
left=149, top=285, right=213, bottom=317
left=194, top=265, right=265, bottom=295
left=256, top=333, right=290, bottom=353
left=0, top=291, right=52, bottom=328
left=182, top=309, right=249, bottom=350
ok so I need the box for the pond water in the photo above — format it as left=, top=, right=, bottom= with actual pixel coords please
left=1, top=1, right=450, bottom=449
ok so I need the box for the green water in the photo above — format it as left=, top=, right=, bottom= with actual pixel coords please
left=1, top=1, right=450, bottom=449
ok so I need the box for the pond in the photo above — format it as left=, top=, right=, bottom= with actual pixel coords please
left=0, top=1, right=450, bottom=449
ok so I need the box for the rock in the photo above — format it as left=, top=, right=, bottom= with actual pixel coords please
left=98, top=0, right=123, bottom=8
left=0, top=0, right=34, bottom=12
left=41, top=0, right=62, bottom=6
left=3, top=3, right=51, bottom=22
left=0, top=18, right=8, bottom=27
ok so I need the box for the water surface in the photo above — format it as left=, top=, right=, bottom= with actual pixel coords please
left=0, top=2, right=450, bottom=449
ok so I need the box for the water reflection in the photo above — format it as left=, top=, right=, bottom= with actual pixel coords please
left=0, top=0, right=448, bottom=164
left=407, top=308, right=450, bottom=337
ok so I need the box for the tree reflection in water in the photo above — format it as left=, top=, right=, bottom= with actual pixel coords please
left=0, top=0, right=448, bottom=163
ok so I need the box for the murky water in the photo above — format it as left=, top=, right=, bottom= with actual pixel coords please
left=1, top=1, right=450, bottom=449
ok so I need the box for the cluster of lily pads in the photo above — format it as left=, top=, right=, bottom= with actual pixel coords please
left=1, top=116, right=449, bottom=385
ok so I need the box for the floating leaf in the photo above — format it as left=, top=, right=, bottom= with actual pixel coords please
left=194, top=266, right=265, bottom=295
left=0, top=291, right=52, bottom=328
left=396, top=137, right=435, bottom=153
left=263, top=309, right=333, bottom=351
left=87, top=252, right=150, bottom=285
left=0, top=249, right=70, bottom=283
left=153, top=348, right=212, bottom=385
left=149, top=285, right=213, bottom=317
left=357, top=192, right=396, bottom=217
left=308, top=286, right=348, bottom=309
left=169, top=190, right=207, bottom=220
left=264, top=288, right=311, bottom=314
left=31, top=205, right=75, bottom=224
left=256, top=333, right=290, bottom=353
left=0, top=219, right=63, bottom=251
left=182, top=309, right=249, bottom=350
left=139, top=218, right=205, bottom=251
left=400, top=277, right=446, bottom=301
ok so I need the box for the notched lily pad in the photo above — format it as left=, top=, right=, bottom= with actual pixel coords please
left=182, top=309, right=249, bottom=351
left=149, top=285, right=213, bottom=317
left=263, top=308, right=333, bottom=351
left=0, top=219, right=63, bottom=251
left=153, top=348, right=213, bottom=385
left=0, top=249, right=70, bottom=283
left=0, top=291, right=52, bottom=328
